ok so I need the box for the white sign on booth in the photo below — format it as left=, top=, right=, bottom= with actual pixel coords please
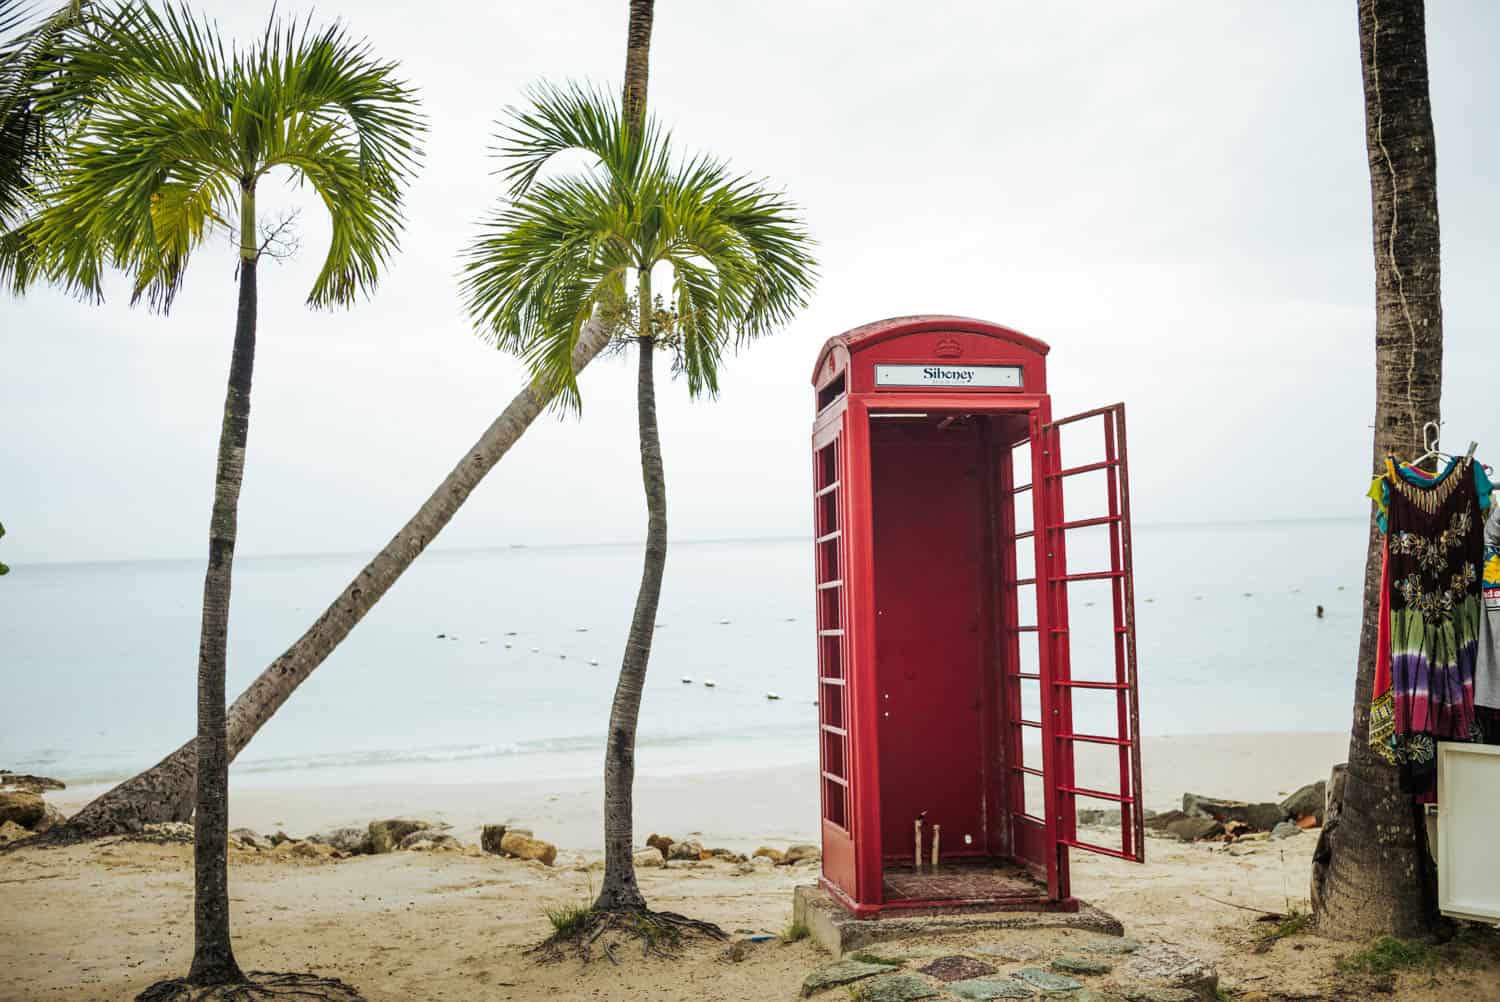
left=874, top=364, right=1023, bottom=389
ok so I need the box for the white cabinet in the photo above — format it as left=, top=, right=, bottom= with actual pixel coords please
left=1438, top=742, right=1500, bottom=923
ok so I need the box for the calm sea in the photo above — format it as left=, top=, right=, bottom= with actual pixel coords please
left=1, top=520, right=1365, bottom=789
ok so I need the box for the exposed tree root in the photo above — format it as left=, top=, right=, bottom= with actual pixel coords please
left=135, top=971, right=365, bottom=1001
left=527, top=907, right=727, bottom=964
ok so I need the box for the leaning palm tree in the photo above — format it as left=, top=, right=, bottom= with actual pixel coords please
left=11, top=3, right=422, bottom=996
left=462, top=82, right=816, bottom=935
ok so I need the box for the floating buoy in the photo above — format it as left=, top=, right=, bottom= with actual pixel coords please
left=704, top=680, right=716, bottom=688
left=766, top=692, right=781, bottom=700
left=681, top=676, right=693, bottom=684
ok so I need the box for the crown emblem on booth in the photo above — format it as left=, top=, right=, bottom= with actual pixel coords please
left=934, top=337, right=962, bottom=359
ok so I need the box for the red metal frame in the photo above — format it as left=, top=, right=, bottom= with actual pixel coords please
left=1042, top=404, right=1145, bottom=864
left=810, top=317, right=1142, bottom=918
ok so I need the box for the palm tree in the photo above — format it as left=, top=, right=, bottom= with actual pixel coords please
left=462, top=83, right=816, bottom=920
left=56, top=0, right=656, bottom=842
left=10, top=3, right=423, bottom=993
left=1310, top=0, right=1445, bottom=941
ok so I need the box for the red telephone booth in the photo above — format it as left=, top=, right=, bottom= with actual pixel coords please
left=810, top=315, right=1143, bottom=917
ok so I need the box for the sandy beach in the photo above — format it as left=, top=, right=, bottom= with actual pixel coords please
left=20, top=730, right=1500, bottom=1002
left=52, top=732, right=1354, bottom=851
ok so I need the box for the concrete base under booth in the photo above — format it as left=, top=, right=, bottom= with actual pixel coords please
left=792, top=884, right=1125, bottom=956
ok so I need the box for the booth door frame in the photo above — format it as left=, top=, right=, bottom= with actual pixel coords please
left=1036, top=403, right=1146, bottom=895
left=846, top=394, right=1051, bottom=907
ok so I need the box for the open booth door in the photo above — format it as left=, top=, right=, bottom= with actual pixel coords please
left=1038, top=404, right=1145, bottom=878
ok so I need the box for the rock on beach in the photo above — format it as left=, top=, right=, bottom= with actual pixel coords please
left=0, top=790, right=45, bottom=828
left=368, top=819, right=438, bottom=854
left=499, top=831, right=557, bottom=866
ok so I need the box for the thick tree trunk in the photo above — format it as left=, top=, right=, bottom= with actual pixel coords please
left=61, top=322, right=611, bottom=838
left=594, top=271, right=663, bottom=912
left=187, top=187, right=258, bottom=987
left=1311, top=0, right=1444, bottom=941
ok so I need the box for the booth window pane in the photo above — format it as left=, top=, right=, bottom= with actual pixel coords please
left=817, top=538, right=840, bottom=584
left=1014, top=581, right=1037, bottom=630
left=819, top=634, right=843, bottom=679
left=1019, top=676, right=1042, bottom=724
left=818, top=586, right=842, bottom=629
left=1022, top=772, right=1046, bottom=823
left=816, top=491, right=838, bottom=536
left=824, top=777, right=848, bottom=829
left=1014, top=541, right=1036, bottom=583
left=822, top=730, right=846, bottom=778
left=817, top=373, right=846, bottom=412
left=1010, top=442, right=1032, bottom=487
left=820, top=682, right=845, bottom=729
left=817, top=443, right=837, bottom=487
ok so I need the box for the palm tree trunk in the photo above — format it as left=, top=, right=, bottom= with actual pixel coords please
left=61, top=322, right=611, bottom=838
left=1310, top=0, right=1444, bottom=941
left=594, top=270, right=663, bottom=912
left=186, top=186, right=257, bottom=987
left=621, top=0, right=654, bottom=134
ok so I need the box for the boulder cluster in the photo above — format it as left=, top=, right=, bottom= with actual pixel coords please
left=112, top=818, right=563, bottom=866
left=1125, top=779, right=1330, bottom=844
left=634, top=834, right=821, bottom=872
left=0, top=771, right=68, bottom=845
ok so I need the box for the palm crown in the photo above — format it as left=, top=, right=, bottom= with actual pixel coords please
left=461, top=82, right=817, bottom=411
left=4, top=1, right=424, bottom=308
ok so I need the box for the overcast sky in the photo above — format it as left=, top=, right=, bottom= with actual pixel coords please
left=3, top=0, right=1497, bottom=566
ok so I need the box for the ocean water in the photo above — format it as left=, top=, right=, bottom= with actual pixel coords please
left=1, top=520, right=1366, bottom=789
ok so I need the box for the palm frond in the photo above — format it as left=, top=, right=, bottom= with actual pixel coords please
left=0, top=0, right=92, bottom=228
left=496, top=79, right=670, bottom=199
left=462, top=81, right=818, bottom=408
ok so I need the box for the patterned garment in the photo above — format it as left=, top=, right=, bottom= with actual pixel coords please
left=1477, top=501, right=1500, bottom=709
left=1369, top=456, right=1486, bottom=798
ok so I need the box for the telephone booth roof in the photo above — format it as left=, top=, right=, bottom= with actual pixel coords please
left=812, top=315, right=1050, bottom=395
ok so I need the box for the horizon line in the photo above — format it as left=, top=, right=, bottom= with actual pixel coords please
left=7, top=514, right=1368, bottom=570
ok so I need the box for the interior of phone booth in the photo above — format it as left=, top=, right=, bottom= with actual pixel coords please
left=866, top=409, right=1056, bottom=907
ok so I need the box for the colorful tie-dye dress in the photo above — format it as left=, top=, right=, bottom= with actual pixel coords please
left=1369, top=456, right=1486, bottom=798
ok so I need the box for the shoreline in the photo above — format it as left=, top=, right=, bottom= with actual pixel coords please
left=51, top=731, right=1348, bottom=851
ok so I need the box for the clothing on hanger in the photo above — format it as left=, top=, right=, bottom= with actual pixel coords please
left=1367, top=455, right=1490, bottom=801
